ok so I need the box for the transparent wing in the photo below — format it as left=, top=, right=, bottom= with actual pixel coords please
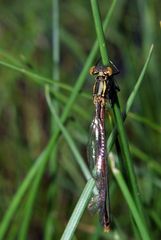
left=87, top=104, right=110, bottom=230
left=87, top=115, right=102, bottom=175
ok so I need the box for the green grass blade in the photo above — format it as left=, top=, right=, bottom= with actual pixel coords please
left=112, top=47, right=154, bottom=218
left=50, top=89, right=89, bottom=120
left=107, top=45, right=154, bottom=151
left=0, top=147, right=50, bottom=239
left=149, top=211, right=161, bottom=230
left=113, top=104, right=141, bottom=204
left=45, top=86, right=91, bottom=180
left=52, top=0, right=60, bottom=81
left=44, top=1, right=60, bottom=239
left=0, top=59, right=77, bottom=94
left=17, top=166, right=44, bottom=240
left=60, top=178, right=95, bottom=240
left=0, top=60, right=53, bottom=85
left=130, top=144, right=161, bottom=176
left=60, top=28, right=86, bottom=63
left=109, top=153, right=151, bottom=240
left=91, top=0, right=110, bottom=65
left=125, top=45, right=154, bottom=114
left=128, top=112, right=161, bottom=134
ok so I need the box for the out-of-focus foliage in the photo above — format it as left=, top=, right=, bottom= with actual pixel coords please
left=0, top=0, right=161, bottom=239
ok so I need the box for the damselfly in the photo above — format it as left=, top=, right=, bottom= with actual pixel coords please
left=87, top=63, right=119, bottom=232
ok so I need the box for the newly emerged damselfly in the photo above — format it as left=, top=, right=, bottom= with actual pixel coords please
left=87, top=63, right=119, bottom=232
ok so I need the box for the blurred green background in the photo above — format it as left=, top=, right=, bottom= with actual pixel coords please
left=0, top=0, right=161, bottom=239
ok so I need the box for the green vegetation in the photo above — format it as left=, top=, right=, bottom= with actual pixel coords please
left=0, top=0, right=160, bottom=239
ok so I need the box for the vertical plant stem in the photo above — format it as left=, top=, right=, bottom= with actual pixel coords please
left=113, top=103, right=143, bottom=214
left=17, top=2, right=61, bottom=239
left=0, top=148, right=50, bottom=240
left=125, top=45, right=153, bottom=115
left=60, top=179, right=95, bottom=240
left=91, top=0, right=110, bottom=65
left=45, top=1, right=60, bottom=238
left=17, top=165, right=45, bottom=240
left=52, top=0, right=60, bottom=81
left=45, top=86, right=91, bottom=180
left=110, top=154, right=150, bottom=240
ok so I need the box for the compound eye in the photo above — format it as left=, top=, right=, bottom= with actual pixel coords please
left=89, top=66, right=95, bottom=75
left=89, top=66, right=99, bottom=75
left=93, top=71, right=99, bottom=75
left=104, top=67, right=113, bottom=76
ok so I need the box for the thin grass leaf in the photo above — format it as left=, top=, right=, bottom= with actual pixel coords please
left=0, top=48, right=23, bottom=66
left=90, top=0, right=110, bottom=65
left=17, top=167, right=44, bottom=240
left=52, top=0, right=60, bottom=81
left=113, top=103, right=144, bottom=213
left=115, top=46, right=154, bottom=218
left=0, top=147, right=50, bottom=239
left=60, top=178, right=95, bottom=240
left=125, top=45, right=154, bottom=114
left=128, top=112, right=161, bottom=134
left=0, top=55, right=91, bottom=101
left=60, top=28, right=86, bottom=63
left=0, top=60, right=53, bottom=85
left=149, top=211, right=161, bottom=230
left=109, top=153, right=151, bottom=240
left=45, top=86, right=91, bottom=180
left=50, top=89, right=89, bottom=120
left=44, top=1, right=60, bottom=239
left=130, top=144, right=161, bottom=176
left=107, top=44, right=154, bottom=151
left=0, top=59, right=76, bottom=92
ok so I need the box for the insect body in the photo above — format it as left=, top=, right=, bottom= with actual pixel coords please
left=88, top=63, right=119, bottom=232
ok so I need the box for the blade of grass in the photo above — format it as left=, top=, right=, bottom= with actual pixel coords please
left=52, top=0, right=60, bottom=82
left=149, top=211, right=161, bottom=230
left=18, top=1, right=62, bottom=238
left=113, top=103, right=144, bottom=213
left=109, top=153, right=151, bottom=240
left=50, top=89, right=89, bottom=120
left=128, top=112, right=161, bottom=134
left=0, top=57, right=91, bottom=100
left=130, top=144, right=161, bottom=176
left=17, top=166, right=44, bottom=240
left=60, top=28, right=86, bottom=63
left=60, top=178, right=95, bottom=240
left=0, top=60, right=53, bottom=85
left=44, top=1, right=60, bottom=239
left=45, top=86, right=91, bottom=181
left=90, top=0, right=110, bottom=65
left=125, top=45, right=153, bottom=115
left=107, top=44, right=153, bottom=150
left=0, top=59, right=81, bottom=95
left=0, top=147, right=50, bottom=239
left=0, top=48, right=23, bottom=66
